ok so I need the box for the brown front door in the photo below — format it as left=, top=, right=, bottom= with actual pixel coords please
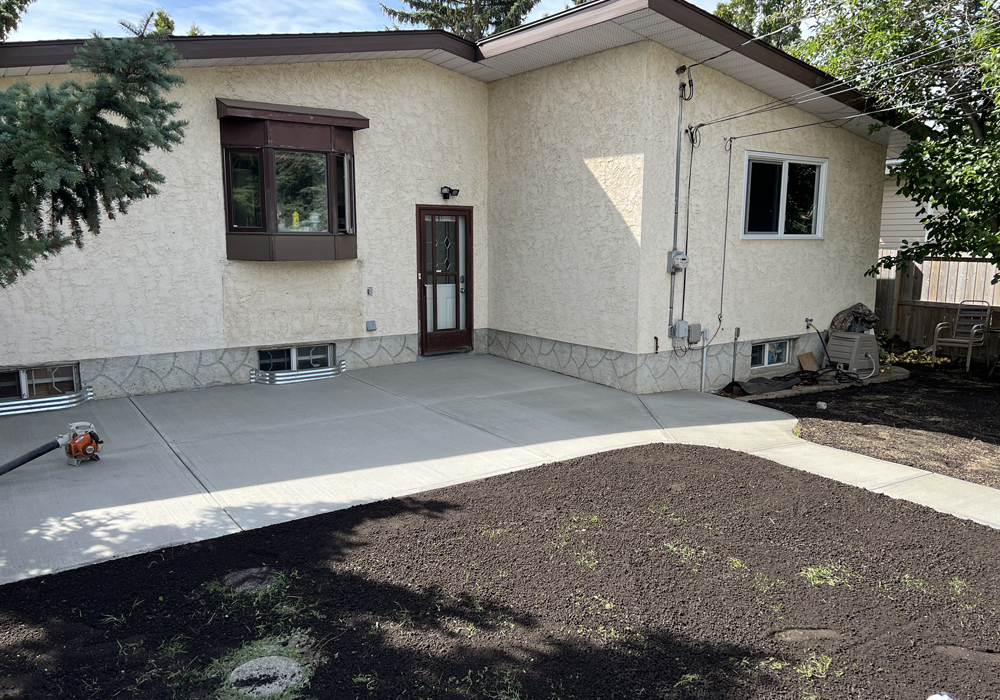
left=418, top=206, right=473, bottom=354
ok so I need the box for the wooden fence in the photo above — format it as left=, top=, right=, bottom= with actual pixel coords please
left=875, top=249, right=1000, bottom=363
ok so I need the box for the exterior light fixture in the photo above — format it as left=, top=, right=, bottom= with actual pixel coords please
left=440, top=186, right=459, bottom=200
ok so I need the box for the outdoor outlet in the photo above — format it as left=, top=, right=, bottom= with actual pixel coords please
left=367, top=287, right=374, bottom=296
left=366, top=320, right=377, bottom=332
left=668, top=250, right=689, bottom=274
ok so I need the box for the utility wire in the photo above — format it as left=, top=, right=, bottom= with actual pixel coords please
left=694, top=19, right=1000, bottom=130
left=726, top=83, right=1000, bottom=141
left=688, top=0, right=856, bottom=69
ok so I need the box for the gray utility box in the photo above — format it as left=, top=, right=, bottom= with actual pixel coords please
left=826, top=331, right=879, bottom=376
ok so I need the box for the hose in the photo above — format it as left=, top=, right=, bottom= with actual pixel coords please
left=0, top=440, right=60, bottom=478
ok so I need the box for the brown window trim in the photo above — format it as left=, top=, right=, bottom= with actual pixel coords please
left=219, top=99, right=368, bottom=262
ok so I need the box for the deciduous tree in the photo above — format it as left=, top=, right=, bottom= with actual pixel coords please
left=795, top=0, right=1000, bottom=280
left=715, top=0, right=803, bottom=49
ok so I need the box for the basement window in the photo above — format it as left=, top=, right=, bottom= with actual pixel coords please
left=0, top=365, right=80, bottom=402
left=751, top=341, right=789, bottom=368
left=743, top=152, right=827, bottom=239
left=258, top=345, right=333, bottom=372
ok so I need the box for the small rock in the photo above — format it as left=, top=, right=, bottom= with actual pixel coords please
left=816, top=401, right=828, bottom=410
left=221, top=567, right=279, bottom=593
left=229, top=656, right=303, bottom=697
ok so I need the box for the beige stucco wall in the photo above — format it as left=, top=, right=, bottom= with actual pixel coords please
left=488, top=41, right=886, bottom=356
left=0, top=59, right=488, bottom=366
left=487, top=42, right=647, bottom=354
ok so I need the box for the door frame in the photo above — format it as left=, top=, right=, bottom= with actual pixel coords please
left=416, top=205, right=474, bottom=355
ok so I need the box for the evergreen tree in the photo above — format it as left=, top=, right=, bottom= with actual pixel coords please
left=380, top=0, right=541, bottom=42
left=0, top=11, right=187, bottom=286
left=715, top=0, right=803, bottom=50
left=153, top=8, right=175, bottom=35
left=1, top=0, right=34, bottom=40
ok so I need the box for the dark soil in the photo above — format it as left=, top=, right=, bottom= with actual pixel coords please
left=755, top=363, right=1000, bottom=490
left=2, top=443, right=999, bottom=700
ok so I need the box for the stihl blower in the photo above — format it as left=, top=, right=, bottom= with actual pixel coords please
left=0, top=422, right=104, bottom=478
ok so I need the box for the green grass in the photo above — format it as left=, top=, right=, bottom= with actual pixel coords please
left=799, top=565, right=853, bottom=588
left=448, top=667, right=523, bottom=700
left=795, top=653, right=832, bottom=680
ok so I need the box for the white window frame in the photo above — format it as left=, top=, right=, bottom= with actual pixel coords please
left=741, top=151, right=828, bottom=240
left=750, top=340, right=790, bottom=369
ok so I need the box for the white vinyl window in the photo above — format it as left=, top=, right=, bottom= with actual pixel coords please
left=742, top=152, right=827, bottom=239
left=258, top=345, right=334, bottom=372
left=0, top=365, right=80, bottom=402
left=751, top=341, right=789, bottom=368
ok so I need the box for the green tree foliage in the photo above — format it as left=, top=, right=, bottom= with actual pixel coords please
left=380, top=0, right=541, bottom=42
left=796, top=0, right=1000, bottom=280
left=153, top=8, right=174, bottom=35
left=0, top=0, right=33, bottom=41
left=715, top=0, right=803, bottom=49
left=188, top=22, right=204, bottom=36
left=0, top=12, right=187, bottom=286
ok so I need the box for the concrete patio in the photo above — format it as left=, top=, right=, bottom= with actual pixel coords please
left=1, top=353, right=998, bottom=586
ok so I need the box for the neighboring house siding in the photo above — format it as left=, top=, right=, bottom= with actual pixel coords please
left=0, top=60, right=490, bottom=368
left=880, top=176, right=926, bottom=249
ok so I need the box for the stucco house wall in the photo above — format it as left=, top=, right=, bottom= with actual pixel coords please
left=0, top=60, right=489, bottom=395
left=487, top=41, right=886, bottom=392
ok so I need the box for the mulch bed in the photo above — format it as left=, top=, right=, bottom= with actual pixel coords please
left=755, top=363, right=1000, bottom=490
left=2, top=443, right=999, bottom=699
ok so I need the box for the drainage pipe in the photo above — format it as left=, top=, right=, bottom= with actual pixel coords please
left=700, top=328, right=710, bottom=392
left=730, top=327, right=741, bottom=383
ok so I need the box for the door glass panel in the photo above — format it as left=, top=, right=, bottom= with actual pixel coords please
left=425, top=216, right=435, bottom=334
left=434, top=216, right=458, bottom=331
left=458, top=216, right=466, bottom=331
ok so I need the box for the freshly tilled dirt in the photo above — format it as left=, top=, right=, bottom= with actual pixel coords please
left=755, top=364, right=1000, bottom=489
left=0, top=443, right=997, bottom=699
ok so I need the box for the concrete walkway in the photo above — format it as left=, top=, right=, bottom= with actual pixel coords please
left=0, top=354, right=997, bottom=586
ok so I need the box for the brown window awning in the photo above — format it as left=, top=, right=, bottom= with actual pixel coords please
left=216, top=98, right=369, bottom=131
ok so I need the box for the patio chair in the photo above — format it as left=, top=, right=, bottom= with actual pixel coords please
left=932, top=300, right=990, bottom=371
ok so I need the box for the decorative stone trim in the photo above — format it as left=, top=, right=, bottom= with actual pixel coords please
left=80, top=333, right=418, bottom=399
left=486, top=329, right=827, bottom=394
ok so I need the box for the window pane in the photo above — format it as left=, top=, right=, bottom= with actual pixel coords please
left=259, top=349, right=291, bottom=372
left=751, top=344, right=764, bottom=368
left=336, top=154, right=352, bottom=233
left=229, top=152, right=262, bottom=228
left=0, top=371, right=21, bottom=400
left=769, top=341, right=788, bottom=365
left=746, top=161, right=782, bottom=234
left=26, top=366, right=76, bottom=398
left=296, top=346, right=330, bottom=370
left=784, top=163, right=818, bottom=235
left=276, top=151, right=329, bottom=232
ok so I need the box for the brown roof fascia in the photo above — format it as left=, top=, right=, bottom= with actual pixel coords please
left=646, top=0, right=868, bottom=111
left=216, top=98, right=370, bottom=129
left=0, top=29, right=476, bottom=70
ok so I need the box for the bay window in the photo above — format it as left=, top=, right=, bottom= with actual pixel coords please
left=218, top=98, right=368, bottom=261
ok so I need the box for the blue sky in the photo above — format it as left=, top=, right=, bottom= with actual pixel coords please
left=8, top=0, right=719, bottom=42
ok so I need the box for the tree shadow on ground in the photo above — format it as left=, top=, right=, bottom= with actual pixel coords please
left=0, top=494, right=778, bottom=700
